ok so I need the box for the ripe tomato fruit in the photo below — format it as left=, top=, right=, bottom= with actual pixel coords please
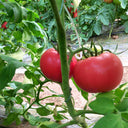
left=73, top=9, right=78, bottom=18
left=104, top=0, right=113, bottom=3
left=40, top=48, right=77, bottom=82
left=73, top=52, right=123, bottom=93
left=1, top=21, right=7, bottom=29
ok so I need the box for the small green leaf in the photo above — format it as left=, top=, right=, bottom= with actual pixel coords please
left=0, top=55, right=26, bottom=90
left=0, top=64, right=15, bottom=90
left=3, top=112, right=18, bottom=126
left=36, top=106, right=51, bottom=116
left=94, top=114, right=124, bottom=128
left=97, top=91, right=114, bottom=99
left=98, top=14, right=109, bottom=26
left=89, top=97, right=115, bottom=114
left=28, top=115, right=50, bottom=126
left=0, top=54, right=26, bottom=68
left=22, top=29, right=32, bottom=41
left=123, top=121, right=128, bottom=128
left=81, top=90, right=88, bottom=101
left=7, top=49, right=25, bottom=60
left=15, top=116, right=21, bottom=125
left=2, top=2, right=22, bottom=23
left=121, top=112, right=128, bottom=122
left=16, top=96, right=23, bottom=104
left=13, top=31, right=22, bottom=41
left=53, top=113, right=65, bottom=121
left=114, top=88, right=125, bottom=104
left=124, top=21, right=128, bottom=33
left=0, top=95, right=6, bottom=105
left=22, top=20, right=45, bottom=38
left=116, top=98, right=128, bottom=111
left=40, top=121, right=59, bottom=128
left=94, top=20, right=102, bottom=35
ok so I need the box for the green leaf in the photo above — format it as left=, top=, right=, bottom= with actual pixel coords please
left=97, top=91, right=114, bottom=99
left=0, top=55, right=26, bottom=90
left=81, top=90, right=88, bottom=101
left=124, top=21, right=128, bottom=33
left=120, top=0, right=127, bottom=9
left=71, top=78, right=81, bottom=92
left=22, top=20, right=45, bottom=38
left=121, top=112, right=128, bottom=122
left=16, top=96, right=23, bottom=104
left=94, top=114, right=125, bottom=128
left=3, top=112, right=19, bottom=126
left=28, top=114, right=50, bottom=126
left=36, top=106, right=51, bottom=116
left=22, top=29, right=32, bottom=41
left=0, top=54, right=26, bottom=68
left=25, top=70, right=40, bottom=85
left=53, top=113, right=65, bottom=121
left=89, top=97, right=115, bottom=114
left=98, top=14, right=109, bottom=25
left=2, top=2, right=22, bottom=23
left=15, top=116, right=21, bottom=125
left=94, top=20, right=102, bottom=35
left=0, top=57, right=6, bottom=72
left=0, top=64, right=15, bottom=90
left=40, top=121, right=59, bottom=128
left=114, top=88, right=126, bottom=104
left=0, top=95, right=6, bottom=105
left=116, top=98, right=128, bottom=111
left=13, top=31, right=22, bottom=41
left=123, top=121, right=128, bottom=128
left=7, top=49, right=25, bottom=60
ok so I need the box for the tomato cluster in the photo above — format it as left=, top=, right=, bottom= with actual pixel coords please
left=67, top=3, right=78, bottom=18
left=40, top=48, right=123, bottom=93
left=1, top=21, right=7, bottom=29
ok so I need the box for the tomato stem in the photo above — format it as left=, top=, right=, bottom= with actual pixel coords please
left=49, top=1, right=89, bottom=127
left=68, top=47, right=93, bottom=64
left=49, top=0, right=76, bottom=118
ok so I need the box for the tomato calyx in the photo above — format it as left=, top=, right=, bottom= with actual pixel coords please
left=74, top=41, right=112, bottom=61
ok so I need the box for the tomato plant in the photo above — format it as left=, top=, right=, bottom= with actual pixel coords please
left=73, top=52, right=123, bottom=93
left=40, top=48, right=77, bottom=82
left=1, top=0, right=128, bottom=128
left=1, top=21, right=7, bottom=29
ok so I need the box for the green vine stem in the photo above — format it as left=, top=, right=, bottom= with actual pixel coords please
left=49, top=0, right=76, bottom=118
left=49, top=1, right=89, bottom=127
left=68, top=47, right=93, bottom=65
left=22, top=79, right=49, bottom=116
left=56, top=120, right=77, bottom=128
left=108, top=22, right=114, bottom=39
